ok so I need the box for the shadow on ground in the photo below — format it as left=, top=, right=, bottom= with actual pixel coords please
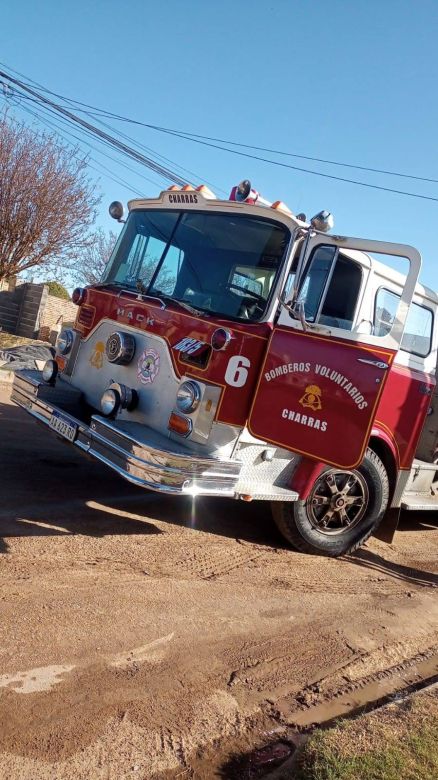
left=1, top=398, right=437, bottom=578
left=347, top=546, right=438, bottom=587
left=0, top=397, right=280, bottom=552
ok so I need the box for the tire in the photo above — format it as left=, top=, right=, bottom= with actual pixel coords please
left=271, top=449, right=389, bottom=557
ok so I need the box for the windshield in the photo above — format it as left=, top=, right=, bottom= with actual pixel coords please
left=102, top=210, right=290, bottom=321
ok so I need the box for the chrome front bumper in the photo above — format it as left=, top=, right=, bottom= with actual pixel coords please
left=12, top=370, right=241, bottom=497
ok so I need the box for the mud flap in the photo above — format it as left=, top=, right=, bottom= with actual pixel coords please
left=373, top=507, right=400, bottom=543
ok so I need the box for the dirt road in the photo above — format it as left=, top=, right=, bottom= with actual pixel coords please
left=0, top=387, right=437, bottom=779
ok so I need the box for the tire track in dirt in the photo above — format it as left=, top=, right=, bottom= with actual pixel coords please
left=274, top=641, right=438, bottom=728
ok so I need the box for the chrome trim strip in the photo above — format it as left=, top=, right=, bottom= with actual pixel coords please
left=12, top=370, right=240, bottom=498
left=357, top=358, right=389, bottom=369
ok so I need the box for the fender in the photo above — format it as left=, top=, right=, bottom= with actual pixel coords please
left=290, top=457, right=327, bottom=500
left=290, top=423, right=400, bottom=501
left=370, top=424, right=400, bottom=469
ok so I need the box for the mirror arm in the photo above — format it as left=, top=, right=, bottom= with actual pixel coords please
left=290, top=227, right=313, bottom=305
left=278, top=296, right=308, bottom=332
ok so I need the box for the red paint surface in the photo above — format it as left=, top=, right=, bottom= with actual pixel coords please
left=248, top=328, right=395, bottom=469
left=75, top=287, right=434, bottom=474
left=290, top=458, right=328, bottom=500
left=373, top=363, right=435, bottom=468
left=74, top=287, right=270, bottom=426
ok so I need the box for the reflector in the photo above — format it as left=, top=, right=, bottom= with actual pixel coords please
left=168, top=412, right=192, bottom=437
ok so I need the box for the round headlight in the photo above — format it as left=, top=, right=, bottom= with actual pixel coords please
left=106, top=332, right=136, bottom=365
left=57, top=328, right=74, bottom=355
left=176, top=380, right=201, bottom=414
left=101, top=388, right=120, bottom=417
left=42, top=359, right=58, bottom=384
left=71, top=287, right=86, bottom=305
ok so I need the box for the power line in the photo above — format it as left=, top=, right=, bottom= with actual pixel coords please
left=7, top=96, right=167, bottom=193
left=0, top=69, right=189, bottom=186
left=25, top=96, right=438, bottom=202
left=1, top=63, right=438, bottom=203
left=0, top=60, right=225, bottom=194
left=144, top=126, right=438, bottom=203
left=7, top=100, right=148, bottom=196
left=4, top=61, right=432, bottom=189
left=123, top=125, right=438, bottom=187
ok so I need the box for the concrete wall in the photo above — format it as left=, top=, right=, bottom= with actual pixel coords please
left=16, top=284, right=49, bottom=339
left=0, top=284, right=24, bottom=334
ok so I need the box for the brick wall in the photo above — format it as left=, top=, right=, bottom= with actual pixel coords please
left=39, top=295, right=77, bottom=331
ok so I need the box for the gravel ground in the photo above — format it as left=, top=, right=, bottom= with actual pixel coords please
left=0, top=387, right=437, bottom=779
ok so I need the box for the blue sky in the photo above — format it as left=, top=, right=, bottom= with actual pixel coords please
left=1, top=0, right=437, bottom=290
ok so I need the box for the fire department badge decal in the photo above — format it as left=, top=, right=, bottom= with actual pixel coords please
left=137, top=348, right=160, bottom=385
left=299, top=384, right=323, bottom=411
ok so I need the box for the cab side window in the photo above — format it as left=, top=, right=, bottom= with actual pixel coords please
left=374, top=288, right=433, bottom=356
left=319, top=255, right=362, bottom=329
left=298, top=247, right=362, bottom=330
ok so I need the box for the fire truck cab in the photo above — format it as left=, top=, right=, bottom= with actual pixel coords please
left=12, top=181, right=438, bottom=557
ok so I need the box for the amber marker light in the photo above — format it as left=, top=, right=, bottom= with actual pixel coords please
left=55, top=355, right=67, bottom=373
left=167, top=185, right=179, bottom=191
left=195, top=184, right=216, bottom=199
left=271, top=200, right=293, bottom=216
left=181, top=184, right=195, bottom=191
left=168, top=412, right=192, bottom=437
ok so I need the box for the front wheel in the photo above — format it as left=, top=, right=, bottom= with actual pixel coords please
left=272, top=449, right=389, bottom=557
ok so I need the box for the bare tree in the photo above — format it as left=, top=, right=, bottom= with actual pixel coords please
left=71, top=227, right=118, bottom=285
left=0, top=114, right=100, bottom=283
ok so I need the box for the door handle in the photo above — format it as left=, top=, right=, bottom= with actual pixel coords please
left=357, top=358, right=389, bottom=370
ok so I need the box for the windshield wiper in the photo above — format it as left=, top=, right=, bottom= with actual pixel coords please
left=91, top=281, right=125, bottom=289
left=150, top=291, right=205, bottom=317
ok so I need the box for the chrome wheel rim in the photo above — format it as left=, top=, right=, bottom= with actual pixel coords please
left=307, top=469, right=369, bottom=535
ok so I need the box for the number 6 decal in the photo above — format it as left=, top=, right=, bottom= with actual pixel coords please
left=225, top=355, right=251, bottom=387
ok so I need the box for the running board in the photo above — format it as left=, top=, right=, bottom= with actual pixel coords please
left=401, top=496, right=438, bottom=511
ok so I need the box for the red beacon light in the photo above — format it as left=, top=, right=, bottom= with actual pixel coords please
left=229, top=180, right=287, bottom=210
left=229, top=179, right=260, bottom=204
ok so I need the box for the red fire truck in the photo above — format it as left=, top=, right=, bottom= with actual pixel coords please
left=12, top=181, right=438, bottom=556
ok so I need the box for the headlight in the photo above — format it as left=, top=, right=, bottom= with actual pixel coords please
left=176, top=380, right=201, bottom=413
left=57, top=328, right=74, bottom=355
left=71, top=287, right=86, bottom=305
left=42, top=359, right=58, bottom=384
left=101, top=388, right=120, bottom=416
left=100, top=383, right=138, bottom=417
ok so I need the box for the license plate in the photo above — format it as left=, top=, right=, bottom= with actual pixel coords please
left=49, top=411, right=78, bottom=442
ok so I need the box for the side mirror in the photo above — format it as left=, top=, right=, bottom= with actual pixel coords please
left=109, top=201, right=125, bottom=222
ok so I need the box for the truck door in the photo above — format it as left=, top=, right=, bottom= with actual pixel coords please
left=248, top=234, right=421, bottom=469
